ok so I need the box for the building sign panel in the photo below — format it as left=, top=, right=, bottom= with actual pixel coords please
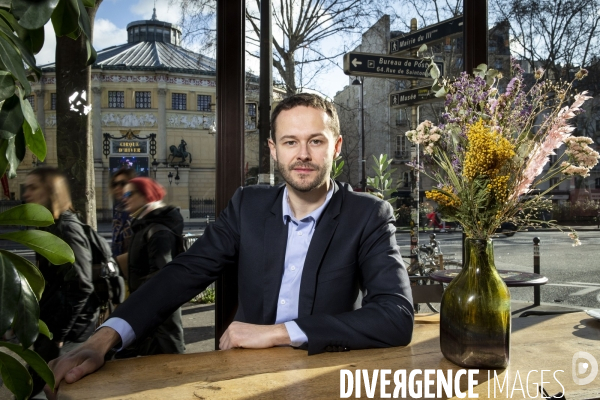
left=343, top=52, right=444, bottom=80
left=390, top=86, right=440, bottom=108
left=112, top=140, right=148, bottom=154
left=389, top=16, right=464, bottom=54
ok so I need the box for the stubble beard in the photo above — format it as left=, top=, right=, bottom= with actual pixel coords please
left=278, top=159, right=332, bottom=192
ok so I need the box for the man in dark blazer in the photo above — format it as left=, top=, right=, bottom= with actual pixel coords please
left=46, top=93, right=413, bottom=396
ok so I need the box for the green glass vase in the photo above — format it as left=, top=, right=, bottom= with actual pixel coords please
left=440, top=238, right=511, bottom=368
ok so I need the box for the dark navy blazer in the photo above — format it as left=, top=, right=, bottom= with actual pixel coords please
left=111, top=181, right=414, bottom=355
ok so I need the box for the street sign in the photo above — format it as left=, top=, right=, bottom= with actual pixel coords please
left=389, top=86, right=440, bottom=108
left=343, top=52, right=444, bottom=80
left=389, top=16, right=463, bottom=55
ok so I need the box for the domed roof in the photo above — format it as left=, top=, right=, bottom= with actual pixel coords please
left=42, top=9, right=215, bottom=75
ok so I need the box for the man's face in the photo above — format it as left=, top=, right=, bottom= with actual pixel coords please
left=269, top=106, right=342, bottom=193
left=111, top=174, right=129, bottom=201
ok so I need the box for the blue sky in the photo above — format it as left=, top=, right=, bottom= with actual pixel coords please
left=36, top=0, right=351, bottom=98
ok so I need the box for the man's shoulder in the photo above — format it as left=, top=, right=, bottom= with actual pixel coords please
left=335, top=182, right=389, bottom=208
left=233, top=184, right=284, bottom=210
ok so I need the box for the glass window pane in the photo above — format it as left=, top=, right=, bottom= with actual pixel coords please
left=197, top=95, right=211, bottom=111
left=51, top=93, right=57, bottom=110
left=135, top=91, right=151, bottom=109
left=108, top=91, right=125, bottom=108
left=172, top=93, right=187, bottom=110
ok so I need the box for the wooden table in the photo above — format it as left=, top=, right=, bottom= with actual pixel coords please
left=430, top=269, right=549, bottom=287
left=59, top=312, right=600, bottom=399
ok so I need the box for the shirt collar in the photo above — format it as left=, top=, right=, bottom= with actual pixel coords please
left=282, top=180, right=335, bottom=224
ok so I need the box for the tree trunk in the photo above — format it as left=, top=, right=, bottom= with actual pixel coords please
left=55, top=1, right=102, bottom=228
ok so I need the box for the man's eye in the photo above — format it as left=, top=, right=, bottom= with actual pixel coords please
left=311, top=140, right=323, bottom=145
left=284, top=141, right=296, bottom=146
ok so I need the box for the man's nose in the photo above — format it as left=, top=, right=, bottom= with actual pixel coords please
left=296, top=143, right=311, bottom=161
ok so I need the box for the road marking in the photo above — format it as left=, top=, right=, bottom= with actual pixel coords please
left=546, top=283, right=600, bottom=296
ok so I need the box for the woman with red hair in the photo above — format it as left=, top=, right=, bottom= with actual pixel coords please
left=117, top=177, right=186, bottom=356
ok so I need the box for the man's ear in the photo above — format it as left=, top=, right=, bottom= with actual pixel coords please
left=268, top=138, right=277, bottom=161
left=334, top=135, right=343, bottom=158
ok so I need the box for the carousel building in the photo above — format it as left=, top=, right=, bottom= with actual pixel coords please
left=14, top=11, right=271, bottom=221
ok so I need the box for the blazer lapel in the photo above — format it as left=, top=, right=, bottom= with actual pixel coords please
left=297, top=183, right=342, bottom=318
left=262, top=189, right=288, bottom=324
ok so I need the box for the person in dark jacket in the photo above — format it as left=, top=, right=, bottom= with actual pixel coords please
left=117, top=177, right=185, bottom=356
left=23, top=167, right=98, bottom=397
left=110, top=167, right=136, bottom=258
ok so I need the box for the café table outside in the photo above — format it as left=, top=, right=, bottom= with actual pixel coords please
left=58, top=312, right=600, bottom=400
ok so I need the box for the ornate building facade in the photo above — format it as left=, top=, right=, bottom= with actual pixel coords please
left=13, top=12, right=271, bottom=220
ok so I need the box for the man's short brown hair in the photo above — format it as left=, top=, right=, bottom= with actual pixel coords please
left=270, top=93, right=340, bottom=142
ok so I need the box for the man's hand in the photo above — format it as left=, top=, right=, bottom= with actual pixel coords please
left=219, top=322, right=291, bottom=350
left=44, top=327, right=121, bottom=400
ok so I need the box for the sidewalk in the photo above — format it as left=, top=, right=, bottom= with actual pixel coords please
left=395, top=224, right=600, bottom=234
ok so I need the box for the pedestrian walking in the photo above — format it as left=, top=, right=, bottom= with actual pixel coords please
left=116, top=177, right=186, bottom=356
left=110, top=168, right=136, bottom=258
left=23, top=167, right=98, bottom=397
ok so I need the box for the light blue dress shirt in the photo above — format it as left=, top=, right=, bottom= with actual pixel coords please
left=278, top=183, right=334, bottom=346
left=103, top=182, right=334, bottom=349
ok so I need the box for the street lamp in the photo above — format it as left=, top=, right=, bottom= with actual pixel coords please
left=352, top=77, right=366, bottom=191
left=167, top=171, right=173, bottom=185
left=174, top=165, right=180, bottom=185
left=152, top=159, right=159, bottom=178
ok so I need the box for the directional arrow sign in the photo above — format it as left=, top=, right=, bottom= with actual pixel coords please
left=389, top=16, right=463, bottom=55
left=389, top=86, right=441, bottom=108
left=343, top=52, right=444, bottom=80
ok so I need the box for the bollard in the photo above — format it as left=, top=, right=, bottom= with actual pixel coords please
left=533, top=237, right=540, bottom=306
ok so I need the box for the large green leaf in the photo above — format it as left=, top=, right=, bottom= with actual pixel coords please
left=0, top=19, right=39, bottom=71
left=17, top=87, right=46, bottom=161
left=0, top=9, right=47, bottom=55
left=0, top=95, right=24, bottom=140
left=21, top=26, right=45, bottom=54
left=0, top=341, right=55, bottom=389
left=0, top=255, right=20, bottom=334
left=0, top=138, right=8, bottom=177
left=51, top=0, right=80, bottom=37
left=0, top=351, right=33, bottom=400
left=12, top=0, right=60, bottom=30
left=12, top=270, right=39, bottom=349
left=14, top=127, right=25, bottom=162
left=0, top=250, right=44, bottom=301
left=81, top=0, right=95, bottom=7
left=0, top=230, right=74, bottom=265
left=0, top=35, right=30, bottom=94
left=39, top=319, right=53, bottom=340
left=0, top=203, right=55, bottom=227
left=3, top=133, right=18, bottom=178
left=76, top=0, right=91, bottom=40
left=0, top=71, right=15, bottom=102
left=86, top=37, right=97, bottom=65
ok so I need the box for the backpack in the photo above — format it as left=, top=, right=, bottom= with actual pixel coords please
left=79, top=223, right=126, bottom=306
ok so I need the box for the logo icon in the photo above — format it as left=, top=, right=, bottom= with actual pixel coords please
left=572, top=351, right=598, bottom=385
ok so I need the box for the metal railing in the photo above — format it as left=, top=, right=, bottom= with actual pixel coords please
left=0, top=200, right=23, bottom=214
left=189, top=197, right=215, bottom=219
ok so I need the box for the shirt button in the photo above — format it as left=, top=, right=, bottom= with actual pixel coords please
left=281, top=299, right=286, bottom=305
left=298, top=231, right=303, bottom=236
left=291, top=266, right=296, bottom=271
